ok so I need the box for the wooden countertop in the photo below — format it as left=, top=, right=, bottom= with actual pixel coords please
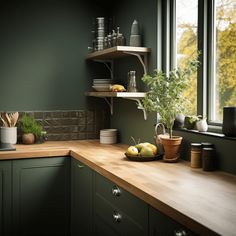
left=0, top=140, right=236, bottom=236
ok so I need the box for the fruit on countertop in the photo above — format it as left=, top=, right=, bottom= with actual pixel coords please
left=127, top=146, right=139, bottom=155
left=139, top=146, right=153, bottom=156
left=110, top=84, right=126, bottom=92
left=126, top=142, right=158, bottom=157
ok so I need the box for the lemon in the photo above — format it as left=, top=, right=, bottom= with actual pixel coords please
left=146, top=143, right=158, bottom=155
left=127, top=146, right=139, bottom=156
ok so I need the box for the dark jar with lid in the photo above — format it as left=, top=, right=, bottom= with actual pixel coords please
left=202, top=147, right=215, bottom=171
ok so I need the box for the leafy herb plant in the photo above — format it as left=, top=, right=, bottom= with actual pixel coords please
left=20, top=114, right=42, bottom=139
left=142, top=57, right=199, bottom=138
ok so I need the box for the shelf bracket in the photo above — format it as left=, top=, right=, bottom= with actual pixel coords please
left=123, top=52, right=148, bottom=75
left=104, top=97, right=114, bottom=115
left=93, top=60, right=114, bottom=79
left=122, top=97, right=147, bottom=120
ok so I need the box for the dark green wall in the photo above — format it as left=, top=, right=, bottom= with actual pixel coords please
left=0, top=0, right=106, bottom=110
left=109, top=0, right=236, bottom=175
left=0, top=0, right=235, bottom=175
left=110, top=0, right=158, bottom=144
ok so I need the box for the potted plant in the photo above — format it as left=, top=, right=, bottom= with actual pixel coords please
left=19, top=114, right=43, bottom=144
left=184, top=115, right=199, bottom=130
left=142, top=58, right=199, bottom=162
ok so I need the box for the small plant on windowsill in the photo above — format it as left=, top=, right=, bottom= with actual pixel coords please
left=142, top=56, right=199, bottom=162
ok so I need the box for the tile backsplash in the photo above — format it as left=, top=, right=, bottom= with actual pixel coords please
left=17, top=110, right=110, bottom=141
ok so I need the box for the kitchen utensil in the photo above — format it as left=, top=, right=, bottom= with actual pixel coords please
left=0, top=114, right=8, bottom=127
left=1, top=112, right=11, bottom=127
left=10, top=112, right=19, bottom=127
left=5, top=113, right=11, bottom=127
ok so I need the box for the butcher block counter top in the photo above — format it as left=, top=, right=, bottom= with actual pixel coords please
left=0, top=140, right=236, bottom=236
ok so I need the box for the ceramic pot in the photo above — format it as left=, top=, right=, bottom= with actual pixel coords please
left=174, top=114, right=185, bottom=129
left=160, top=135, right=183, bottom=162
left=0, top=127, right=17, bottom=144
left=222, top=106, right=236, bottom=137
left=196, top=119, right=208, bottom=132
left=22, top=133, right=35, bottom=145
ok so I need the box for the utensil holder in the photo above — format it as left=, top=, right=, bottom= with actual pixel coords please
left=0, top=127, right=17, bottom=144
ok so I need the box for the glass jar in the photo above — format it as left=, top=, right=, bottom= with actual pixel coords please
left=190, top=143, right=202, bottom=168
left=127, top=71, right=137, bottom=92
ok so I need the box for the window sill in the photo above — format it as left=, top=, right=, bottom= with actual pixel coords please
left=175, top=128, right=236, bottom=141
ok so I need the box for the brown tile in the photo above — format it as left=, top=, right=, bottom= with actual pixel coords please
left=78, top=133, right=86, bottom=140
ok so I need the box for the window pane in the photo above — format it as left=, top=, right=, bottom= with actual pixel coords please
left=212, top=0, right=236, bottom=123
left=176, top=0, right=198, bottom=115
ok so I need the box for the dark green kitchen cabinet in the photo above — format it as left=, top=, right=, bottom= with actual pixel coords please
left=94, top=172, right=148, bottom=236
left=149, top=206, right=196, bottom=236
left=71, top=158, right=93, bottom=236
left=0, top=161, right=11, bottom=236
left=12, top=157, right=70, bottom=236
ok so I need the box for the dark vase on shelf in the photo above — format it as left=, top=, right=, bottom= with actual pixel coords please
left=222, top=106, right=236, bottom=137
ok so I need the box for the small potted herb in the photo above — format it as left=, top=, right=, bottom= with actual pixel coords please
left=19, top=114, right=43, bottom=144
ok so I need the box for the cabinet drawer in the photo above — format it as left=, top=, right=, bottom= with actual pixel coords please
left=95, top=192, right=147, bottom=236
left=94, top=172, right=148, bottom=227
left=149, top=207, right=196, bottom=236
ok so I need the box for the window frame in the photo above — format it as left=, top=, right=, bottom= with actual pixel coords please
left=164, top=0, right=224, bottom=131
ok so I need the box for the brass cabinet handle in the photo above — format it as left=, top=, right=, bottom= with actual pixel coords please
left=111, top=185, right=121, bottom=196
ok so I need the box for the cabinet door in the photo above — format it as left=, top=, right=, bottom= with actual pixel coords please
left=0, top=161, right=11, bottom=236
left=71, top=158, right=93, bottom=236
left=94, top=173, right=148, bottom=236
left=12, top=157, right=70, bottom=236
left=149, top=206, right=196, bottom=236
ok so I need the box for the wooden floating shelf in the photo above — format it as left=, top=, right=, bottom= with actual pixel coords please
left=85, top=91, right=147, bottom=120
left=86, top=46, right=151, bottom=60
left=85, top=91, right=146, bottom=98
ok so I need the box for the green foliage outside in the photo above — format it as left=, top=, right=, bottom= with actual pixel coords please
left=20, top=114, right=42, bottom=138
left=178, top=0, right=236, bottom=120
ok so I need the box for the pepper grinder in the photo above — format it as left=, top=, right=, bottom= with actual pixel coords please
left=129, top=19, right=141, bottom=47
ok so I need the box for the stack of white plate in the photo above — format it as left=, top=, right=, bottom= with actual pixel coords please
left=100, top=129, right=118, bottom=144
left=92, top=79, right=113, bottom=92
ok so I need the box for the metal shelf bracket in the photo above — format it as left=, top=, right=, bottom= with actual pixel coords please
left=122, top=97, right=147, bottom=120
left=123, top=52, right=148, bottom=75
left=93, top=59, right=114, bottom=79
left=104, top=97, right=114, bottom=115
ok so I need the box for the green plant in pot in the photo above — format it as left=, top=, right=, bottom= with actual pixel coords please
left=19, top=114, right=43, bottom=144
left=142, top=58, right=199, bottom=162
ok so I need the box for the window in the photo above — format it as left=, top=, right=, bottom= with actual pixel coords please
left=210, top=0, right=236, bottom=123
left=175, top=0, right=198, bottom=116
left=169, top=0, right=236, bottom=126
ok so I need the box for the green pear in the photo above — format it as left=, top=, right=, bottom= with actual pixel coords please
left=140, top=146, right=153, bottom=157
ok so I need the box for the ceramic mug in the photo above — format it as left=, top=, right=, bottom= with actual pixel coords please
left=0, top=127, right=17, bottom=144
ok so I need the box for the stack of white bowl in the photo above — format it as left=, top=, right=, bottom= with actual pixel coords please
left=100, top=129, right=118, bottom=144
left=92, top=79, right=113, bottom=92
